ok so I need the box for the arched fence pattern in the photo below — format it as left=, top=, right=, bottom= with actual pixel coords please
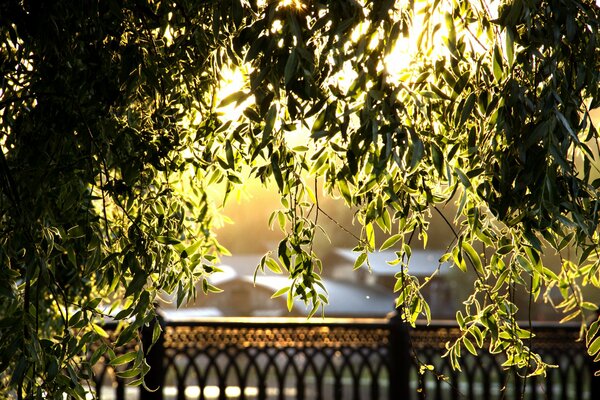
left=91, top=316, right=599, bottom=400
left=156, top=321, right=392, bottom=400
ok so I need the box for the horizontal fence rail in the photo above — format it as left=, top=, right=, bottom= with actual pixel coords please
left=92, top=315, right=599, bottom=400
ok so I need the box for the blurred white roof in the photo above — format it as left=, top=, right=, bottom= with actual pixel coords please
left=162, top=307, right=223, bottom=320
left=215, top=254, right=265, bottom=276
left=236, top=275, right=395, bottom=317
left=335, top=249, right=449, bottom=277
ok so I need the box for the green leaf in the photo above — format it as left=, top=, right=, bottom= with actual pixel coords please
left=410, top=137, right=424, bottom=170
left=587, top=320, right=600, bottom=346
left=471, top=326, right=484, bottom=347
left=109, top=351, right=138, bottom=366
left=311, top=109, right=326, bottom=133
left=68, top=311, right=82, bottom=327
left=266, top=258, right=282, bottom=274
left=354, top=253, right=367, bottom=270
left=225, top=140, right=235, bottom=168
left=524, top=230, right=542, bottom=251
left=459, top=92, right=477, bottom=126
left=284, top=50, right=298, bottom=86
left=182, top=240, right=203, bottom=259
left=227, top=173, right=243, bottom=184
left=463, top=337, right=477, bottom=355
left=286, top=289, right=294, bottom=312
left=588, top=336, right=600, bottom=357
left=452, top=245, right=467, bottom=272
left=116, top=367, right=141, bottom=379
left=152, top=322, right=162, bottom=346
left=431, top=143, right=444, bottom=174
left=337, top=180, right=352, bottom=204
left=380, top=234, right=402, bottom=251
left=541, top=267, right=558, bottom=281
left=455, top=168, right=472, bottom=189
left=67, top=225, right=85, bottom=239
left=87, top=297, right=102, bottom=309
left=505, top=28, right=514, bottom=67
left=10, top=358, right=27, bottom=386
left=67, top=248, right=77, bottom=268
left=492, top=44, right=503, bottom=82
left=292, top=145, right=308, bottom=152
left=271, top=286, right=290, bottom=299
left=461, top=242, right=483, bottom=275
left=218, top=90, right=250, bottom=107
left=271, top=157, right=285, bottom=191
left=128, top=377, right=145, bottom=387
left=156, top=236, right=181, bottom=245
left=263, top=105, right=277, bottom=139
left=277, top=211, right=286, bottom=232
left=47, top=358, right=59, bottom=380
left=206, top=283, right=223, bottom=293
left=492, top=269, right=510, bottom=292
left=581, top=302, right=597, bottom=311
left=307, top=301, right=321, bottom=318
left=91, top=323, right=109, bottom=339
left=90, top=344, right=107, bottom=366
left=125, top=273, right=147, bottom=298
left=555, top=111, right=579, bottom=143
left=560, top=311, right=580, bottom=323
left=365, top=223, right=375, bottom=251
left=115, top=324, right=137, bottom=348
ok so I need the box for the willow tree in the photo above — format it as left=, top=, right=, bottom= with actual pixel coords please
left=1, top=0, right=599, bottom=397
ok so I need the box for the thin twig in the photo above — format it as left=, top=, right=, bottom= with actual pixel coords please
left=316, top=205, right=362, bottom=243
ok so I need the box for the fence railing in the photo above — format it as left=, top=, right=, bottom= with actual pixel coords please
left=92, top=314, right=599, bottom=400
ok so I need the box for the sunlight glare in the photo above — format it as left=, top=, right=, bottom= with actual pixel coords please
left=384, top=0, right=452, bottom=82
left=385, top=0, right=499, bottom=83
left=216, top=65, right=255, bottom=123
left=175, top=385, right=259, bottom=399
left=351, top=20, right=371, bottom=43
left=278, top=0, right=306, bottom=11
left=283, top=123, right=311, bottom=149
left=271, top=19, right=283, bottom=34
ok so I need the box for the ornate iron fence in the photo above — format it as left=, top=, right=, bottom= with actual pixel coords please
left=92, top=315, right=599, bottom=400
left=407, top=322, right=596, bottom=400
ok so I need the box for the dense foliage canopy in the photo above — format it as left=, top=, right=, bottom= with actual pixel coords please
left=1, top=0, right=599, bottom=397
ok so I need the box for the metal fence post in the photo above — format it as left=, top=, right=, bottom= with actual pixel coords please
left=116, top=375, right=125, bottom=400
left=591, top=358, right=600, bottom=400
left=140, top=312, right=165, bottom=400
left=389, top=311, right=411, bottom=400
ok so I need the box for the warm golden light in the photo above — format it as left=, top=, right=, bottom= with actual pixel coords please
left=278, top=0, right=306, bottom=11
left=215, top=65, right=255, bottom=123
left=162, top=385, right=284, bottom=399
left=383, top=0, right=501, bottom=83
